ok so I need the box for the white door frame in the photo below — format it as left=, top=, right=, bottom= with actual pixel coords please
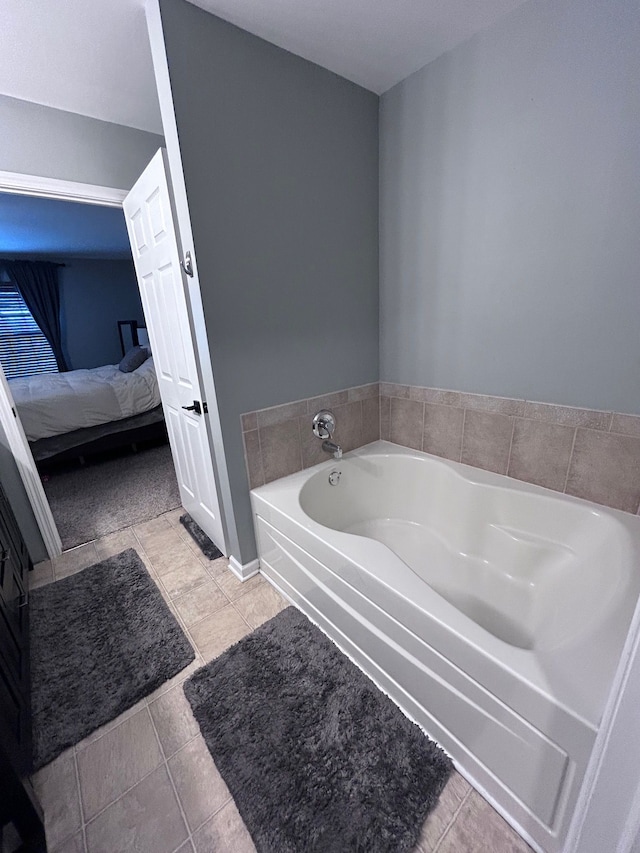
left=0, top=167, right=238, bottom=563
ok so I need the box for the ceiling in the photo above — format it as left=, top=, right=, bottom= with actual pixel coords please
left=0, top=194, right=132, bottom=259
left=1, top=0, right=530, bottom=136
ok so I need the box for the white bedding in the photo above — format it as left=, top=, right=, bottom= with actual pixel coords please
left=9, top=357, right=161, bottom=442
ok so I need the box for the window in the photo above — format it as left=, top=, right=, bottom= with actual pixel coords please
left=0, top=283, right=58, bottom=380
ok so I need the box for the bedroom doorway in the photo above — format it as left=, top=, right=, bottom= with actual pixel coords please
left=0, top=165, right=232, bottom=561
left=0, top=188, right=179, bottom=552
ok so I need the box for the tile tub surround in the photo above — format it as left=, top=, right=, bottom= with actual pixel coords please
left=241, top=383, right=380, bottom=488
left=242, top=382, right=640, bottom=515
left=380, top=384, right=640, bottom=515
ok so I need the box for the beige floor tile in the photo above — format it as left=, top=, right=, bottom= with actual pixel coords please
left=145, top=655, right=203, bottom=703
left=168, top=736, right=231, bottom=832
left=94, top=528, right=138, bottom=560
left=215, top=569, right=263, bottom=602
left=29, top=560, right=54, bottom=589
left=192, top=800, right=257, bottom=853
left=50, top=830, right=86, bottom=853
left=132, top=515, right=172, bottom=548
left=164, top=507, right=186, bottom=527
left=416, top=771, right=471, bottom=852
left=160, top=559, right=211, bottom=600
left=188, top=604, right=252, bottom=661
left=153, top=544, right=207, bottom=580
left=173, top=581, right=229, bottom=627
left=174, top=842, right=196, bottom=853
left=54, top=543, right=99, bottom=579
left=149, top=685, right=200, bottom=758
left=32, top=750, right=82, bottom=850
left=85, top=766, right=188, bottom=853
left=76, top=697, right=148, bottom=751
left=77, top=708, right=163, bottom=820
left=202, top=555, right=229, bottom=578
left=437, top=789, right=533, bottom=852
left=232, top=581, right=287, bottom=629
left=136, top=527, right=184, bottom=563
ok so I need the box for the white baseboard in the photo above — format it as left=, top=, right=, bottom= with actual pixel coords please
left=228, top=555, right=260, bottom=581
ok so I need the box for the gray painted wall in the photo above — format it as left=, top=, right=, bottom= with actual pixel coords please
left=0, top=95, right=164, bottom=190
left=158, top=0, right=379, bottom=562
left=380, top=0, right=640, bottom=414
left=60, top=258, right=144, bottom=369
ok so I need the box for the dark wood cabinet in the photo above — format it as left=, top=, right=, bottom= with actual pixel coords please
left=0, top=479, right=46, bottom=851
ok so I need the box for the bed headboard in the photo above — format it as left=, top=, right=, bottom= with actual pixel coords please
left=118, top=320, right=148, bottom=356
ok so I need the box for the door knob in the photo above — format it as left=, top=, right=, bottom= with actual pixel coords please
left=182, top=401, right=202, bottom=415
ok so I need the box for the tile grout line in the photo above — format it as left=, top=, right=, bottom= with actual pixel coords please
left=73, top=749, right=88, bottom=853
left=505, top=416, right=516, bottom=475
left=459, top=408, right=467, bottom=463
left=562, top=427, right=579, bottom=494
left=146, top=704, right=194, bottom=853
left=431, top=786, right=473, bottom=853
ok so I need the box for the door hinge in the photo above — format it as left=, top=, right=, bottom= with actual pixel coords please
left=202, top=401, right=208, bottom=414
left=11, top=407, right=16, bottom=418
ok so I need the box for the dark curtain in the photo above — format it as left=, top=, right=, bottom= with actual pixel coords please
left=4, top=260, right=68, bottom=371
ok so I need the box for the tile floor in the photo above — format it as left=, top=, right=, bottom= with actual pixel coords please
left=29, top=510, right=532, bottom=853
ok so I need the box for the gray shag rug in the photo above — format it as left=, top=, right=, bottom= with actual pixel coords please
left=30, top=548, right=194, bottom=770
left=43, top=444, right=181, bottom=549
left=184, top=606, right=452, bottom=853
left=179, top=513, right=223, bottom=560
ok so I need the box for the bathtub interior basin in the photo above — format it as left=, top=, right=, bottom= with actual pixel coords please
left=299, top=451, right=633, bottom=651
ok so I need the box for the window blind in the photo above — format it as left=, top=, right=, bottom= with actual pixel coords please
left=0, top=284, right=58, bottom=380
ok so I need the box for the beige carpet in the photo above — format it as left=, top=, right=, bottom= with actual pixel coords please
left=43, top=444, right=181, bottom=549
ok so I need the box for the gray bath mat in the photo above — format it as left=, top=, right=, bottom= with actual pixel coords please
left=30, top=548, right=194, bottom=770
left=184, top=606, right=452, bottom=853
left=179, top=512, right=223, bottom=560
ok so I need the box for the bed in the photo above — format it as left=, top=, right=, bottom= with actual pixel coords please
left=9, top=322, right=167, bottom=464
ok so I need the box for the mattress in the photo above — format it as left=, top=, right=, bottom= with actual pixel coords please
left=9, top=357, right=161, bottom=442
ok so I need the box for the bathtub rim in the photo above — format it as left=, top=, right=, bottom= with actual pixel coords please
left=250, top=440, right=640, bottom=729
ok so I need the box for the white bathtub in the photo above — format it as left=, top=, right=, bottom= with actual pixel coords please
left=250, top=441, right=640, bottom=853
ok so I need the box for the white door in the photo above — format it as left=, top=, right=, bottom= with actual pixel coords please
left=123, top=149, right=226, bottom=553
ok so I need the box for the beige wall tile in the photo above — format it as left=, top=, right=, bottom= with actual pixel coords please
left=193, top=800, right=257, bottom=853
left=241, top=411, right=257, bottom=432
left=85, top=766, right=187, bottom=853
left=168, top=737, right=231, bottom=832
left=149, top=686, right=200, bottom=759
left=521, top=401, right=612, bottom=430
left=610, top=413, right=640, bottom=437
left=347, top=382, right=379, bottom=401
left=77, top=709, right=163, bottom=819
left=380, top=381, right=411, bottom=398
left=306, top=389, right=349, bottom=413
left=32, top=750, right=82, bottom=850
left=458, top=392, right=525, bottom=416
left=300, top=415, right=329, bottom=468
left=461, top=410, right=514, bottom=475
left=256, top=399, right=307, bottom=429
left=332, top=400, right=363, bottom=452
left=361, top=395, right=381, bottom=445
left=410, top=387, right=461, bottom=406
left=259, top=418, right=302, bottom=483
left=423, top=404, right=464, bottom=461
left=380, top=395, right=391, bottom=440
left=389, top=397, right=424, bottom=450
left=565, top=429, right=640, bottom=512
left=508, top=419, right=575, bottom=492
left=242, top=429, right=264, bottom=489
